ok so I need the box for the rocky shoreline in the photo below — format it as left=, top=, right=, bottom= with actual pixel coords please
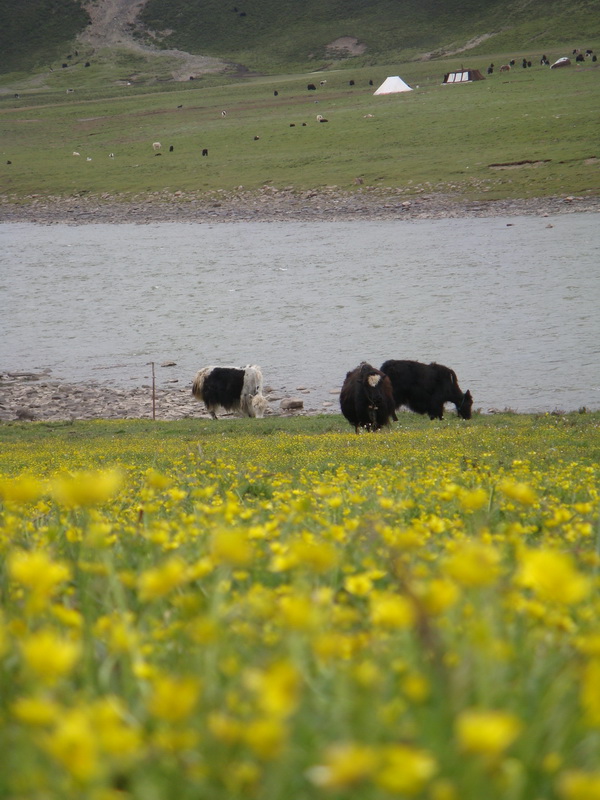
left=0, top=371, right=336, bottom=423
left=2, top=189, right=599, bottom=225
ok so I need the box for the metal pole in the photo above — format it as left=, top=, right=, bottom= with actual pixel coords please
left=151, top=361, right=156, bottom=420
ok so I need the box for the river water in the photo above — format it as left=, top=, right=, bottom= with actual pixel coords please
left=1, top=214, right=599, bottom=413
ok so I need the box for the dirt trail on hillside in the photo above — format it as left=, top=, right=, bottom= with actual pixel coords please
left=78, top=0, right=229, bottom=79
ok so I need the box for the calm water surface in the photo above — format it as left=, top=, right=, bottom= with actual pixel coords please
left=1, top=215, right=599, bottom=413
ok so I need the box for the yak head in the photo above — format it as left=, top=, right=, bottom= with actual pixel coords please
left=458, top=390, right=473, bottom=419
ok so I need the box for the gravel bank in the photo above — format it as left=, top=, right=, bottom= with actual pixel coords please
left=2, top=189, right=599, bottom=225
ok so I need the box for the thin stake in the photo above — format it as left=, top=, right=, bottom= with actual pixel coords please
left=150, top=361, right=156, bottom=420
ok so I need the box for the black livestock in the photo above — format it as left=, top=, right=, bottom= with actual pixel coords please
left=380, top=360, right=473, bottom=420
left=340, top=362, right=398, bottom=433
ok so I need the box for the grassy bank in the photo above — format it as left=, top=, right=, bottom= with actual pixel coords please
left=2, top=53, right=599, bottom=203
left=1, top=413, right=599, bottom=799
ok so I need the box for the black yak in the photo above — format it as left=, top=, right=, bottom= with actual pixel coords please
left=340, top=362, right=398, bottom=433
left=380, top=360, right=473, bottom=420
left=192, top=365, right=268, bottom=419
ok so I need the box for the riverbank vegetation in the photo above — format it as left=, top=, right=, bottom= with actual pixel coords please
left=1, top=412, right=599, bottom=799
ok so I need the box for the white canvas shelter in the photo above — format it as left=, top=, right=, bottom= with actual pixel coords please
left=373, top=76, right=413, bottom=95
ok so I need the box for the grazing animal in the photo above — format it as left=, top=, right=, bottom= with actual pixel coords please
left=274, top=90, right=278, bottom=96
left=380, top=360, right=473, bottom=420
left=340, top=362, right=397, bottom=433
left=202, top=148, right=208, bottom=156
left=169, top=145, right=174, bottom=152
left=576, top=53, right=585, bottom=62
left=108, top=153, right=115, bottom=158
left=72, top=151, right=80, bottom=156
left=349, top=79, right=355, bottom=86
left=221, top=110, right=227, bottom=117
left=253, top=135, right=260, bottom=140
left=192, top=365, right=268, bottom=419
left=500, top=64, right=511, bottom=72
left=307, top=83, right=317, bottom=90
left=152, top=142, right=161, bottom=151
left=320, top=80, right=327, bottom=85
left=316, top=114, right=328, bottom=123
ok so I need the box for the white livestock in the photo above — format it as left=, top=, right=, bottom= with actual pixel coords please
left=152, top=141, right=162, bottom=151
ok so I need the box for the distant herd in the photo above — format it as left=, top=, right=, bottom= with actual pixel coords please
left=192, top=360, right=473, bottom=432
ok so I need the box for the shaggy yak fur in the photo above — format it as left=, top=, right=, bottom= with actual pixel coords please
left=192, top=365, right=268, bottom=419
left=340, top=362, right=398, bottom=433
left=380, top=359, right=473, bottom=420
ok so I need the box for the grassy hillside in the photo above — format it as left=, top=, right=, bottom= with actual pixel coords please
left=1, top=0, right=600, bottom=78
left=0, top=0, right=89, bottom=73
left=138, top=0, right=600, bottom=72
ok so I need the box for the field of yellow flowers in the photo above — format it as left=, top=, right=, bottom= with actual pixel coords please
left=1, top=413, right=599, bottom=800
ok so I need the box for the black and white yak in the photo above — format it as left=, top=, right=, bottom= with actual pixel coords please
left=192, top=365, right=269, bottom=419
left=340, top=362, right=398, bottom=433
left=380, top=359, right=473, bottom=420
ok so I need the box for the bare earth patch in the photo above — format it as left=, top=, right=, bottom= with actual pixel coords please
left=325, top=37, right=367, bottom=57
left=79, top=0, right=228, bottom=80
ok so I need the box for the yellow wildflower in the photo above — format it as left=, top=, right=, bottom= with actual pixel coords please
left=8, top=549, right=71, bottom=612
left=370, top=592, right=416, bottom=629
left=245, top=660, right=301, bottom=719
left=147, top=674, right=201, bottom=723
left=307, top=742, right=378, bottom=788
left=0, top=475, right=44, bottom=504
left=211, top=529, right=253, bottom=566
left=20, top=628, right=81, bottom=685
left=52, top=468, right=122, bottom=507
left=43, top=708, right=99, bottom=782
left=138, top=556, right=189, bottom=601
left=375, top=743, right=437, bottom=795
left=444, top=542, right=502, bottom=588
left=498, top=480, right=538, bottom=505
left=457, top=487, right=489, bottom=512
left=580, top=658, right=600, bottom=726
left=455, top=708, right=522, bottom=757
left=517, top=548, right=590, bottom=605
left=243, top=716, right=288, bottom=759
left=344, top=573, right=374, bottom=596
left=557, top=770, right=600, bottom=800
left=11, top=694, right=62, bottom=726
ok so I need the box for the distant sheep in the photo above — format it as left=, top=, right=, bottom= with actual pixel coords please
left=152, top=142, right=161, bottom=151
left=500, top=64, right=511, bottom=72
left=72, top=151, right=80, bottom=156
left=316, top=114, right=328, bottom=123
left=202, top=148, right=208, bottom=156
left=307, top=83, right=316, bottom=90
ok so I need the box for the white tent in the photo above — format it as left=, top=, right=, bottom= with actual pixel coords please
left=373, top=76, right=412, bottom=95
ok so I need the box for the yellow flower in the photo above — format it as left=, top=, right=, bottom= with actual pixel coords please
left=580, top=658, right=600, bottom=726
left=144, top=468, right=172, bottom=490
left=457, top=487, right=489, bottom=512
left=375, top=743, right=437, bottom=795
left=138, top=556, right=189, bottom=601
left=8, top=549, right=71, bottom=612
left=243, top=716, right=288, bottom=759
left=417, top=578, right=460, bottom=615
left=444, top=542, right=501, bottom=588
left=288, top=538, right=338, bottom=572
left=370, top=592, right=415, bottom=629
left=517, top=549, right=590, bottom=605
left=11, top=694, right=62, bottom=726
left=344, top=573, right=374, bottom=596
left=307, top=742, right=378, bottom=788
left=147, top=674, right=201, bottom=723
left=498, top=480, right=538, bottom=505
left=0, top=475, right=44, bottom=504
left=245, top=660, right=301, bottom=719
left=20, top=628, right=81, bottom=685
left=43, top=708, right=99, bottom=782
left=455, top=709, right=522, bottom=757
left=211, top=529, right=253, bottom=566
left=52, top=468, right=123, bottom=507
left=557, top=770, right=600, bottom=800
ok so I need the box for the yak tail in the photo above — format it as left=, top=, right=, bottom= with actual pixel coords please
left=192, top=367, right=211, bottom=400
left=240, top=365, right=264, bottom=415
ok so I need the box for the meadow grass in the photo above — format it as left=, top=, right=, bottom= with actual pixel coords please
left=1, top=412, right=599, bottom=799
left=1, top=51, right=599, bottom=203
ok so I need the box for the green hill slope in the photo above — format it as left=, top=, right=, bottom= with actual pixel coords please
left=138, top=0, right=600, bottom=71
left=1, top=0, right=600, bottom=77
